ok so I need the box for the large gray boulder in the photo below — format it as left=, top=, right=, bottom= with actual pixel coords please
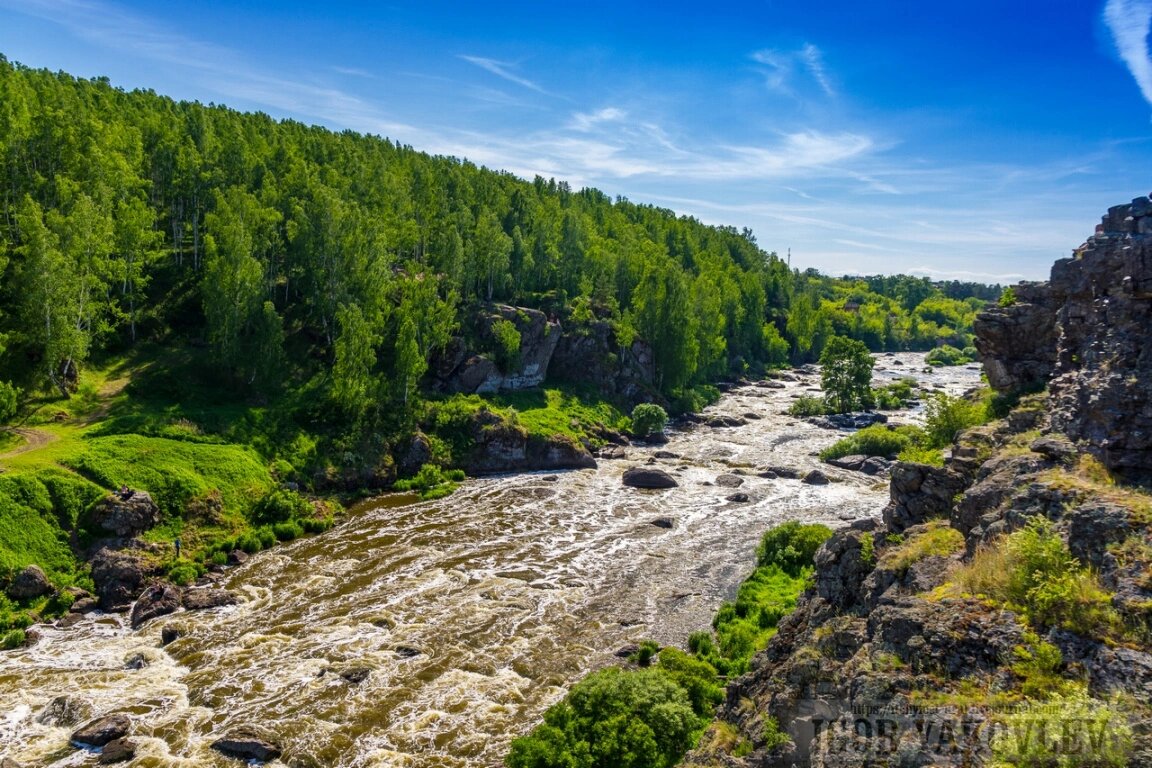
left=6, top=564, right=54, bottom=600
left=90, top=491, right=159, bottom=538
left=129, top=582, right=182, bottom=629
left=622, top=467, right=678, bottom=489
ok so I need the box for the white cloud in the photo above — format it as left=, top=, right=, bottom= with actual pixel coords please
left=751, top=43, right=835, bottom=97
left=569, top=107, right=626, bottom=131
left=1104, top=0, right=1152, bottom=107
left=459, top=55, right=547, bottom=94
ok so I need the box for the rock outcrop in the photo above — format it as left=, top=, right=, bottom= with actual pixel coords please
left=549, top=320, right=657, bottom=403
left=71, top=714, right=131, bottom=747
left=89, top=545, right=160, bottom=612
left=977, top=196, right=1152, bottom=481
left=434, top=305, right=562, bottom=394
left=89, top=491, right=160, bottom=538
left=462, top=408, right=597, bottom=474
left=210, top=726, right=282, bottom=762
left=682, top=198, right=1152, bottom=768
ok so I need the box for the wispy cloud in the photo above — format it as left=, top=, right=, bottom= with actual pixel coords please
left=1104, top=0, right=1152, bottom=107
left=751, top=43, right=835, bottom=97
left=459, top=55, right=547, bottom=94
left=569, top=107, right=627, bottom=131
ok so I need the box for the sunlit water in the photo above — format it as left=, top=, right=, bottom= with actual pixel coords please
left=0, top=355, right=981, bottom=767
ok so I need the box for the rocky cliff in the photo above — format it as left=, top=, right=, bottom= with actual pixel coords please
left=684, top=200, right=1152, bottom=768
left=431, top=305, right=657, bottom=403
left=978, top=195, right=1152, bottom=482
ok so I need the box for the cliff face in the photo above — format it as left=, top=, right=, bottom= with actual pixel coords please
left=684, top=200, right=1152, bottom=768
left=977, top=196, right=1152, bottom=482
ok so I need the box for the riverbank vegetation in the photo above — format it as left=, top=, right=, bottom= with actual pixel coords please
left=505, top=522, right=832, bottom=768
left=0, top=56, right=994, bottom=619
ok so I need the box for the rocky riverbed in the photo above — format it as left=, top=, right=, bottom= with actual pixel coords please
left=0, top=355, right=981, bottom=767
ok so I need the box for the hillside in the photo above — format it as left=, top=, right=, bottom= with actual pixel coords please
left=0, top=57, right=996, bottom=633
left=683, top=198, right=1152, bottom=767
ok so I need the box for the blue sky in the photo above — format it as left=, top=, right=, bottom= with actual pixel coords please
left=1, top=0, right=1150, bottom=282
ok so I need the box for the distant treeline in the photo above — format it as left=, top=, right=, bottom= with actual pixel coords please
left=0, top=56, right=996, bottom=417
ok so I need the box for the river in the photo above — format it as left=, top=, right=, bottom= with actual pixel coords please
left=0, top=355, right=981, bottom=767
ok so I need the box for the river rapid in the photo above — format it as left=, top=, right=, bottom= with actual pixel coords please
left=0, top=355, right=982, bottom=767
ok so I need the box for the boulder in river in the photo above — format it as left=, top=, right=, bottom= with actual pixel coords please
left=826, top=454, right=868, bottom=471
left=802, top=469, right=831, bottom=485
left=714, top=474, right=744, bottom=488
left=161, top=625, right=181, bottom=646
left=71, top=713, right=131, bottom=747
left=210, top=726, right=282, bottom=762
left=182, top=588, right=238, bottom=611
left=622, top=467, right=679, bottom=489
left=98, top=738, right=137, bottom=764
left=90, top=546, right=158, bottom=612
left=130, top=582, right=181, bottom=629
left=37, top=695, right=91, bottom=727
left=649, top=517, right=675, bottom=529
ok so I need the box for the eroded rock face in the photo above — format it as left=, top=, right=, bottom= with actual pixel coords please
left=89, top=546, right=158, bottom=612
left=435, top=305, right=562, bottom=394
left=974, top=282, right=1061, bottom=392
left=976, top=197, right=1152, bottom=481
left=90, top=491, right=160, bottom=538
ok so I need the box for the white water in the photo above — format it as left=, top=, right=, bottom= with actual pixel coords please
left=0, top=355, right=982, bottom=767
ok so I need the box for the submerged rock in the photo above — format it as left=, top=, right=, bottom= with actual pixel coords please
left=71, top=713, right=131, bottom=747
left=210, top=726, right=282, bottom=762
left=98, top=737, right=136, bottom=764
left=182, top=588, right=238, bottom=611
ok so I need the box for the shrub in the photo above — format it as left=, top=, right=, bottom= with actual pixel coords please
left=629, top=639, right=661, bottom=667
left=300, top=516, right=334, bottom=534
left=630, top=403, right=668, bottom=437
left=820, top=424, right=914, bottom=461
left=922, top=392, right=988, bottom=448
left=236, top=532, right=264, bottom=554
left=954, top=518, right=1122, bottom=638
left=2, top=629, right=25, bottom=650
left=998, top=286, right=1018, bottom=307
left=925, top=345, right=975, bottom=367
left=272, top=521, right=304, bottom=541
left=879, top=520, right=963, bottom=575
left=168, top=560, right=202, bottom=586
left=787, top=395, right=830, bottom=417
left=255, top=527, right=277, bottom=549
left=393, top=463, right=463, bottom=500
left=757, top=521, right=834, bottom=576
left=251, top=488, right=311, bottom=525
left=506, top=665, right=704, bottom=768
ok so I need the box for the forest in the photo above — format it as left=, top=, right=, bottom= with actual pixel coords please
left=0, top=56, right=994, bottom=425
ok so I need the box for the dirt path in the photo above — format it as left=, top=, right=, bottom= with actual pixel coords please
left=0, top=427, right=59, bottom=458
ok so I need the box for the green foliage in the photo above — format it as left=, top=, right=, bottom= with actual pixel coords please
left=392, top=463, right=463, bottom=500
left=490, top=319, right=523, bottom=373
left=1010, top=631, right=1076, bottom=700
left=957, top=518, right=1123, bottom=638
left=167, top=559, right=203, bottom=586
left=64, top=435, right=272, bottom=520
left=999, top=286, right=1018, bottom=307
left=761, top=717, right=790, bottom=751
left=925, top=344, right=977, bottom=367
left=872, top=377, right=918, bottom=410
left=819, top=424, right=915, bottom=461
left=251, top=488, right=311, bottom=525
left=505, top=664, right=708, bottom=768
left=272, top=521, right=305, bottom=541
left=922, top=391, right=989, bottom=448
left=629, top=639, right=662, bottom=667
left=0, top=380, right=19, bottom=423
left=878, top=519, right=963, bottom=575
left=819, top=336, right=875, bottom=413
left=787, top=395, right=830, bottom=417
left=630, top=403, right=668, bottom=438
left=2, top=629, right=26, bottom=650
left=756, top=522, right=834, bottom=576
